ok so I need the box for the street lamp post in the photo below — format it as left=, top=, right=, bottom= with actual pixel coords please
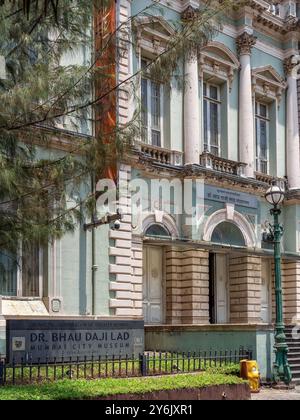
left=265, top=183, right=292, bottom=386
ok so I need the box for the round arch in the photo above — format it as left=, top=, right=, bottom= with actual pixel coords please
left=142, top=213, right=179, bottom=239
left=203, top=209, right=256, bottom=248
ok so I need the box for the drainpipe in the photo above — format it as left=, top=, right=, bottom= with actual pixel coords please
left=91, top=175, right=98, bottom=316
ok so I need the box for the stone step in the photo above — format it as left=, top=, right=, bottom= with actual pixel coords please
left=286, top=344, right=300, bottom=350
left=290, top=370, right=300, bottom=379
left=288, top=353, right=300, bottom=360
left=289, top=362, right=300, bottom=369
left=285, top=333, right=300, bottom=339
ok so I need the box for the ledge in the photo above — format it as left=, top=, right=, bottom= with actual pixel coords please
left=99, top=383, right=251, bottom=401
left=145, top=324, right=274, bottom=333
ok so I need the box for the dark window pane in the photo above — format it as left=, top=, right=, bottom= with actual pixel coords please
left=151, top=130, right=161, bottom=147
left=259, top=104, right=267, bottom=118
left=145, top=224, right=170, bottom=237
left=212, top=222, right=246, bottom=247
left=0, top=250, right=17, bottom=296
left=141, top=78, right=148, bottom=142
left=210, top=85, right=218, bottom=100
left=22, top=244, right=40, bottom=297
left=151, top=81, right=160, bottom=130
left=260, top=120, right=267, bottom=158
left=204, top=99, right=208, bottom=149
left=210, top=102, right=219, bottom=147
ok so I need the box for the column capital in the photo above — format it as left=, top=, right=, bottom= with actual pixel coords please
left=181, top=5, right=199, bottom=21
left=284, top=55, right=300, bottom=78
left=236, top=32, right=257, bottom=56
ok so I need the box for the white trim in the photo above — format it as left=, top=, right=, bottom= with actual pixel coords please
left=221, top=24, right=292, bottom=61
left=201, top=41, right=240, bottom=69
left=203, top=209, right=257, bottom=248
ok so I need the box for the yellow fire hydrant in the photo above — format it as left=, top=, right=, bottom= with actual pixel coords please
left=240, top=360, right=261, bottom=393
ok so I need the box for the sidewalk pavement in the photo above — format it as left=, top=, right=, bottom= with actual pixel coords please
left=251, top=386, right=300, bottom=400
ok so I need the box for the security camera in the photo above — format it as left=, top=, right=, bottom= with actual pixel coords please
left=113, top=220, right=121, bottom=230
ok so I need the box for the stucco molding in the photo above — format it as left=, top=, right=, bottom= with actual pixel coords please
left=203, top=208, right=257, bottom=248
left=199, top=41, right=240, bottom=90
left=252, top=65, right=287, bottom=104
left=133, top=16, right=175, bottom=56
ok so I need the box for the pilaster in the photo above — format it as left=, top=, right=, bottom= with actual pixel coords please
left=229, top=256, right=262, bottom=323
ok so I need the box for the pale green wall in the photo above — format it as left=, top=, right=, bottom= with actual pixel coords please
left=283, top=205, right=299, bottom=254
left=145, top=328, right=275, bottom=381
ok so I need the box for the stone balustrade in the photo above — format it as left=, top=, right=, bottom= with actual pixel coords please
left=136, top=142, right=184, bottom=166
left=200, top=151, right=247, bottom=176
left=254, top=172, right=286, bottom=189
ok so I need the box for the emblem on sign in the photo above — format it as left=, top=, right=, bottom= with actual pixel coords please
left=12, top=337, right=26, bottom=352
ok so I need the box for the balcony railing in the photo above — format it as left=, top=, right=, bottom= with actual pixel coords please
left=200, top=151, right=247, bottom=176
left=255, top=171, right=286, bottom=189
left=135, top=142, right=184, bottom=166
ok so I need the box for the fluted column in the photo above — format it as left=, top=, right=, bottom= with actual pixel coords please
left=236, top=32, right=257, bottom=178
left=284, top=56, right=300, bottom=190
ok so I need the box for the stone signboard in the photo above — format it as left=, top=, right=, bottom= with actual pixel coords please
left=6, top=319, right=145, bottom=364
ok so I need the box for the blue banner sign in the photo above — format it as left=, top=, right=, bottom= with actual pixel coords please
left=204, top=185, right=258, bottom=209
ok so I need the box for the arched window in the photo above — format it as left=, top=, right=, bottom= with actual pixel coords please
left=211, top=222, right=246, bottom=247
left=145, top=224, right=171, bottom=238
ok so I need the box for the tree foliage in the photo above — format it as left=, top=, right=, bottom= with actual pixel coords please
left=0, top=0, right=238, bottom=255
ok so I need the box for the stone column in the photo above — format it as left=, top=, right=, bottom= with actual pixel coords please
left=284, top=56, right=300, bottom=190
left=182, top=6, right=200, bottom=165
left=184, top=55, right=200, bottom=165
left=236, top=32, right=257, bottom=178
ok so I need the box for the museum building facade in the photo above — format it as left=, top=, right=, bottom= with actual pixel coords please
left=2, top=0, right=300, bottom=380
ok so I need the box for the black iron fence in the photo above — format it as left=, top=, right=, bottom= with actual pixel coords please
left=0, top=348, right=252, bottom=386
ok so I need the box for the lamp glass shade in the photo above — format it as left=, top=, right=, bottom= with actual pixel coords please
left=265, top=185, right=285, bottom=206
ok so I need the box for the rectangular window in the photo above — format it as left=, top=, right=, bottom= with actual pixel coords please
left=203, top=83, right=221, bottom=156
left=255, top=102, right=269, bottom=174
left=0, top=250, right=17, bottom=296
left=141, top=59, right=163, bottom=147
left=0, top=244, right=42, bottom=297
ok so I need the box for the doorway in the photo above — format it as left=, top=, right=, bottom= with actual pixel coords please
left=209, top=253, right=229, bottom=324
left=143, top=246, right=164, bottom=324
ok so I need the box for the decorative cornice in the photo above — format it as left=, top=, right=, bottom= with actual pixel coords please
left=236, top=32, right=257, bottom=56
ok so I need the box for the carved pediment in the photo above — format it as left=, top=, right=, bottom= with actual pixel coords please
left=133, top=16, right=175, bottom=54
left=252, top=66, right=285, bottom=86
left=199, top=42, right=240, bottom=90
left=252, top=65, right=286, bottom=103
left=201, top=42, right=240, bottom=69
